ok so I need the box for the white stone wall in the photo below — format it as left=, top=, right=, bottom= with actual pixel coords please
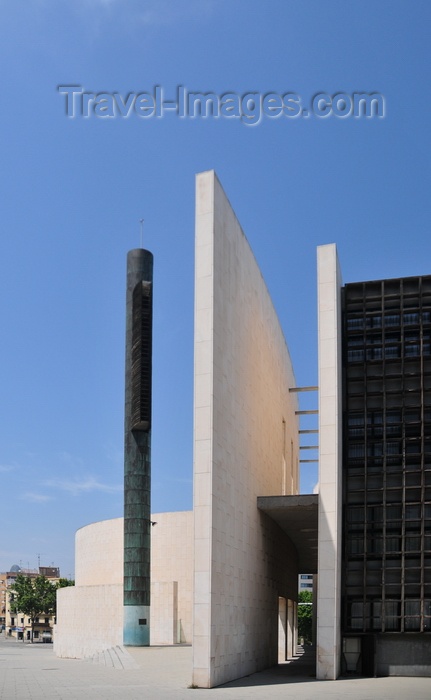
left=316, top=243, right=343, bottom=680
left=55, top=583, right=123, bottom=658
left=55, top=511, right=193, bottom=658
left=151, top=581, right=178, bottom=645
left=193, top=170, right=299, bottom=688
left=151, top=510, right=193, bottom=644
left=75, top=517, right=123, bottom=586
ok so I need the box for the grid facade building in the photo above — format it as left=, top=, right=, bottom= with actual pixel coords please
left=342, top=275, right=431, bottom=669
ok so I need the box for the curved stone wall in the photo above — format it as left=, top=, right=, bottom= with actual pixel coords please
left=55, top=511, right=193, bottom=658
left=193, top=171, right=300, bottom=687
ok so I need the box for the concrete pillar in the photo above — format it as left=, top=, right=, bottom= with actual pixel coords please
left=278, top=597, right=287, bottom=662
left=287, top=599, right=294, bottom=659
left=312, top=574, right=317, bottom=648
left=316, top=244, right=343, bottom=679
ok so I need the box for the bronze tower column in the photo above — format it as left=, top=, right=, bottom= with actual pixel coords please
left=123, top=248, right=153, bottom=646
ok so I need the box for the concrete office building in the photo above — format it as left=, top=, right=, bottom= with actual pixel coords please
left=55, top=173, right=430, bottom=684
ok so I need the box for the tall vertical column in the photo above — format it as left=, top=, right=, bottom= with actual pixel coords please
left=316, top=243, right=343, bottom=679
left=123, top=248, right=153, bottom=646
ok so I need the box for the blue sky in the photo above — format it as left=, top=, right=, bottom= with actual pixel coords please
left=0, top=0, right=430, bottom=577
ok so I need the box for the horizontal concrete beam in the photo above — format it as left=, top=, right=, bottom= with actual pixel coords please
left=289, top=386, right=318, bottom=393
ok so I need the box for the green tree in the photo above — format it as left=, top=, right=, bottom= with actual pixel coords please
left=297, top=590, right=313, bottom=645
left=56, top=578, right=75, bottom=591
left=57, top=578, right=74, bottom=587
left=10, top=575, right=57, bottom=642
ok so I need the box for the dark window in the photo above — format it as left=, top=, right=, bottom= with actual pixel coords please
left=385, top=313, right=400, bottom=327
left=349, top=444, right=365, bottom=458
left=385, top=345, right=399, bottom=359
left=131, top=281, right=153, bottom=432
left=404, top=312, right=419, bottom=325
left=347, top=317, right=364, bottom=331
left=348, top=414, right=365, bottom=426
left=348, top=349, right=364, bottom=362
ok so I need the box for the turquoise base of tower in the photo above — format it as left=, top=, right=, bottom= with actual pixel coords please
left=123, top=605, right=150, bottom=646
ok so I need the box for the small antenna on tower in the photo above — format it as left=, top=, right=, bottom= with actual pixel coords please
left=139, top=218, right=144, bottom=248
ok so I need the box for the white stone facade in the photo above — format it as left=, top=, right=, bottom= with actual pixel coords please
left=151, top=510, right=193, bottom=644
left=54, top=583, right=123, bottom=658
left=316, top=244, right=343, bottom=680
left=193, top=171, right=300, bottom=688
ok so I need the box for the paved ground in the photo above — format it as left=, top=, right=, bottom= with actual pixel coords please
left=1, top=634, right=431, bottom=700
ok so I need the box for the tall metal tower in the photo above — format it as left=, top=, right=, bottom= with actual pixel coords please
left=123, top=248, right=153, bottom=646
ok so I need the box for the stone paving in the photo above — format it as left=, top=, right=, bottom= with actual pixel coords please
left=1, top=634, right=431, bottom=700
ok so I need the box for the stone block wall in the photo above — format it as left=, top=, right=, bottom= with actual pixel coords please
left=193, top=171, right=300, bottom=687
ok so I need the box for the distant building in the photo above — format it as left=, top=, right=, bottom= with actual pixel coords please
left=2, top=565, right=60, bottom=641
left=39, top=567, right=60, bottom=578
left=299, top=575, right=313, bottom=593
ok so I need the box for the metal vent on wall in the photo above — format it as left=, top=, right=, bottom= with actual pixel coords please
left=131, top=280, right=152, bottom=431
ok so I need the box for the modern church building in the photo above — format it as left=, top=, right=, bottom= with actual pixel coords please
left=54, top=171, right=431, bottom=685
